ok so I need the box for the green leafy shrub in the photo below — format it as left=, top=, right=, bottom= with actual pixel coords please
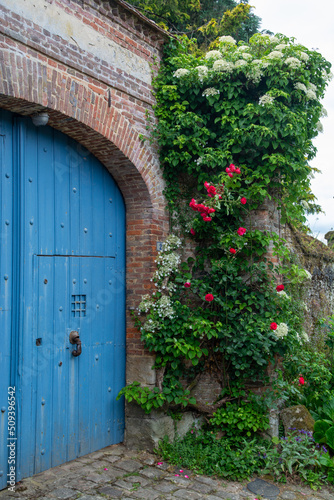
left=209, top=399, right=269, bottom=437
left=313, top=398, right=334, bottom=452
left=158, top=429, right=268, bottom=480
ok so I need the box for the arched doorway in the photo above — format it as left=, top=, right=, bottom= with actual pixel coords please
left=0, top=110, right=126, bottom=488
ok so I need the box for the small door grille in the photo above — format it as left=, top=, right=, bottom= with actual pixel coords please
left=71, top=295, right=86, bottom=317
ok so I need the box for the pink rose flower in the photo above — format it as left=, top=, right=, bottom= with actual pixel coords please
left=240, top=197, right=247, bottom=205
left=190, top=228, right=196, bottom=236
left=237, top=227, right=246, bottom=236
left=205, top=293, right=214, bottom=302
left=184, top=282, right=191, bottom=288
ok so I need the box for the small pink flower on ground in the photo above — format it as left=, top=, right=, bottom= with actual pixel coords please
left=104, top=468, right=108, bottom=470
left=157, top=462, right=163, bottom=465
left=240, top=197, right=247, bottom=205
left=175, top=474, right=180, bottom=476
left=185, top=475, right=189, bottom=478
left=237, top=227, right=246, bottom=236
left=184, top=282, right=191, bottom=288
left=190, top=228, right=196, bottom=236
left=270, top=322, right=278, bottom=330
left=179, top=469, right=183, bottom=472
left=191, top=430, right=194, bottom=434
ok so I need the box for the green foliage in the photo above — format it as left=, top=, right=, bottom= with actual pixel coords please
left=313, top=398, right=334, bottom=452
left=262, top=431, right=329, bottom=489
left=209, top=398, right=269, bottom=437
left=158, top=429, right=268, bottom=480
left=126, top=0, right=261, bottom=46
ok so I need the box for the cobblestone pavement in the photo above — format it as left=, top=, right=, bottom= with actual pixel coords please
left=0, top=444, right=333, bottom=500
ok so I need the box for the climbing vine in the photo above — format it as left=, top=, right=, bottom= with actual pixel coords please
left=118, top=33, right=331, bottom=414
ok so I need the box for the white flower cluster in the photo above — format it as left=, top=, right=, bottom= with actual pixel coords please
left=294, top=82, right=307, bottom=92
left=219, top=36, right=236, bottom=44
left=299, top=51, right=309, bottom=62
left=213, top=60, right=234, bottom=73
left=267, top=51, right=283, bottom=59
left=205, top=50, right=222, bottom=60
left=237, top=45, right=250, bottom=52
left=138, top=294, right=153, bottom=313
left=143, top=318, right=160, bottom=333
left=202, top=87, right=220, bottom=97
left=274, top=323, right=289, bottom=339
left=316, top=121, right=324, bottom=133
left=259, top=94, right=275, bottom=106
left=173, top=68, right=190, bottom=78
left=234, top=59, right=248, bottom=68
left=321, top=107, right=328, bottom=118
left=275, top=44, right=287, bottom=51
left=241, top=52, right=252, bottom=60
left=285, top=57, right=301, bottom=69
left=277, top=290, right=290, bottom=300
left=246, top=65, right=263, bottom=84
left=154, top=251, right=181, bottom=281
left=196, top=65, right=208, bottom=82
left=294, top=82, right=317, bottom=100
left=161, top=235, right=182, bottom=253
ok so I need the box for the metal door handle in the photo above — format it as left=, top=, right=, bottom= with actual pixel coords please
left=69, top=330, right=82, bottom=357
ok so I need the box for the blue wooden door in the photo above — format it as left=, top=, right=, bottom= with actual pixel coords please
left=0, top=110, right=126, bottom=488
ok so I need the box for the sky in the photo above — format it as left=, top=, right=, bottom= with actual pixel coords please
left=249, top=0, right=334, bottom=243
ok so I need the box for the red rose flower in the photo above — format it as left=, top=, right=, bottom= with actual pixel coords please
left=190, top=228, right=195, bottom=236
left=237, top=227, right=246, bottom=236
left=235, top=167, right=241, bottom=174
left=240, top=197, right=247, bottom=205
left=205, top=293, right=214, bottom=302
left=204, top=181, right=210, bottom=188
left=207, top=208, right=216, bottom=214
left=229, top=164, right=236, bottom=172
left=225, top=167, right=231, bottom=173
left=299, top=376, right=305, bottom=385
left=229, top=248, right=236, bottom=254
left=276, top=284, right=284, bottom=292
left=270, top=322, right=278, bottom=330
left=184, top=282, right=191, bottom=288
left=207, top=185, right=217, bottom=197
left=228, top=173, right=233, bottom=178
left=202, top=216, right=212, bottom=221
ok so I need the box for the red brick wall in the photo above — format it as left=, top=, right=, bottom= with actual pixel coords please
left=0, top=0, right=169, bottom=359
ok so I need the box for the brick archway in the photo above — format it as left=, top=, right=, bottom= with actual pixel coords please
left=0, top=46, right=168, bottom=357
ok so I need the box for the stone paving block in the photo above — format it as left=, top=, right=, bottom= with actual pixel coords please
left=153, top=480, right=178, bottom=493
left=190, top=480, right=215, bottom=494
left=113, top=479, right=135, bottom=490
left=194, top=475, right=221, bottom=487
left=98, top=485, right=124, bottom=498
left=173, top=488, right=203, bottom=499
left=103, top=455, right=121, bottom=464
left=139, top=466, right=166, bottom=479
left=76, top=496, right=107, bottom=500
left=84, top=473, right=110, bottom=484
left=66, top=479, right=99, bottom=492
left=164, top=475, right=192, bottom=487
left=213, top=492, right=240, bottom=500
left=279, top=491, right=297, bottom=500
left=49, top=487, right=78, bottom=499
left=121, top=475, right=149, bottom=488
left=247, top=478, right=280, bottom=500
left=113, top=460, right=143, bottom=473
left=130, top=486, right=161, bottom=499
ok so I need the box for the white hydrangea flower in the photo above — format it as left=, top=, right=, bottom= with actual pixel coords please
left=219, top=35, right=236, bottom=44
left=241, top=52, right=252, bottom=60
left=251, top=59, right=262, bottom=66
left=274, top=323, right=289, bottom=339
left=305, top=88, right=317, bottom=100
left=295, top=82, right=307, bottom=92
left=285, top=57, right=301, bottom=69
left=259, top=94, right=275, bottom=106
left=321, top=107, right=328, bottom=118
left=202, top=87, right=220, bottom=97
left=173, top=68, right=190, bottom=78
left=299, top=51, right=309, bottom=61
left=308, top=82, right=317, bottom=91
left=234, top=59, right=248, bottom=68
left=316, top=121, right=324, bottom=133
left=267, top=50, right=283, bottom=59
left=205, top=50, right=223, bottom=60
left=275, top=43, right=287, bottom=51
left=300, top=200, right=310, bottom=209
left=237, top=45, right=250, bottom=51
left=213, top=60, right=234, bottom=73
left=245, top=66, right=263, bottom=84
left=269, top=36, right=279, bottom=44
left=196, top=65, right=208, bottom=81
